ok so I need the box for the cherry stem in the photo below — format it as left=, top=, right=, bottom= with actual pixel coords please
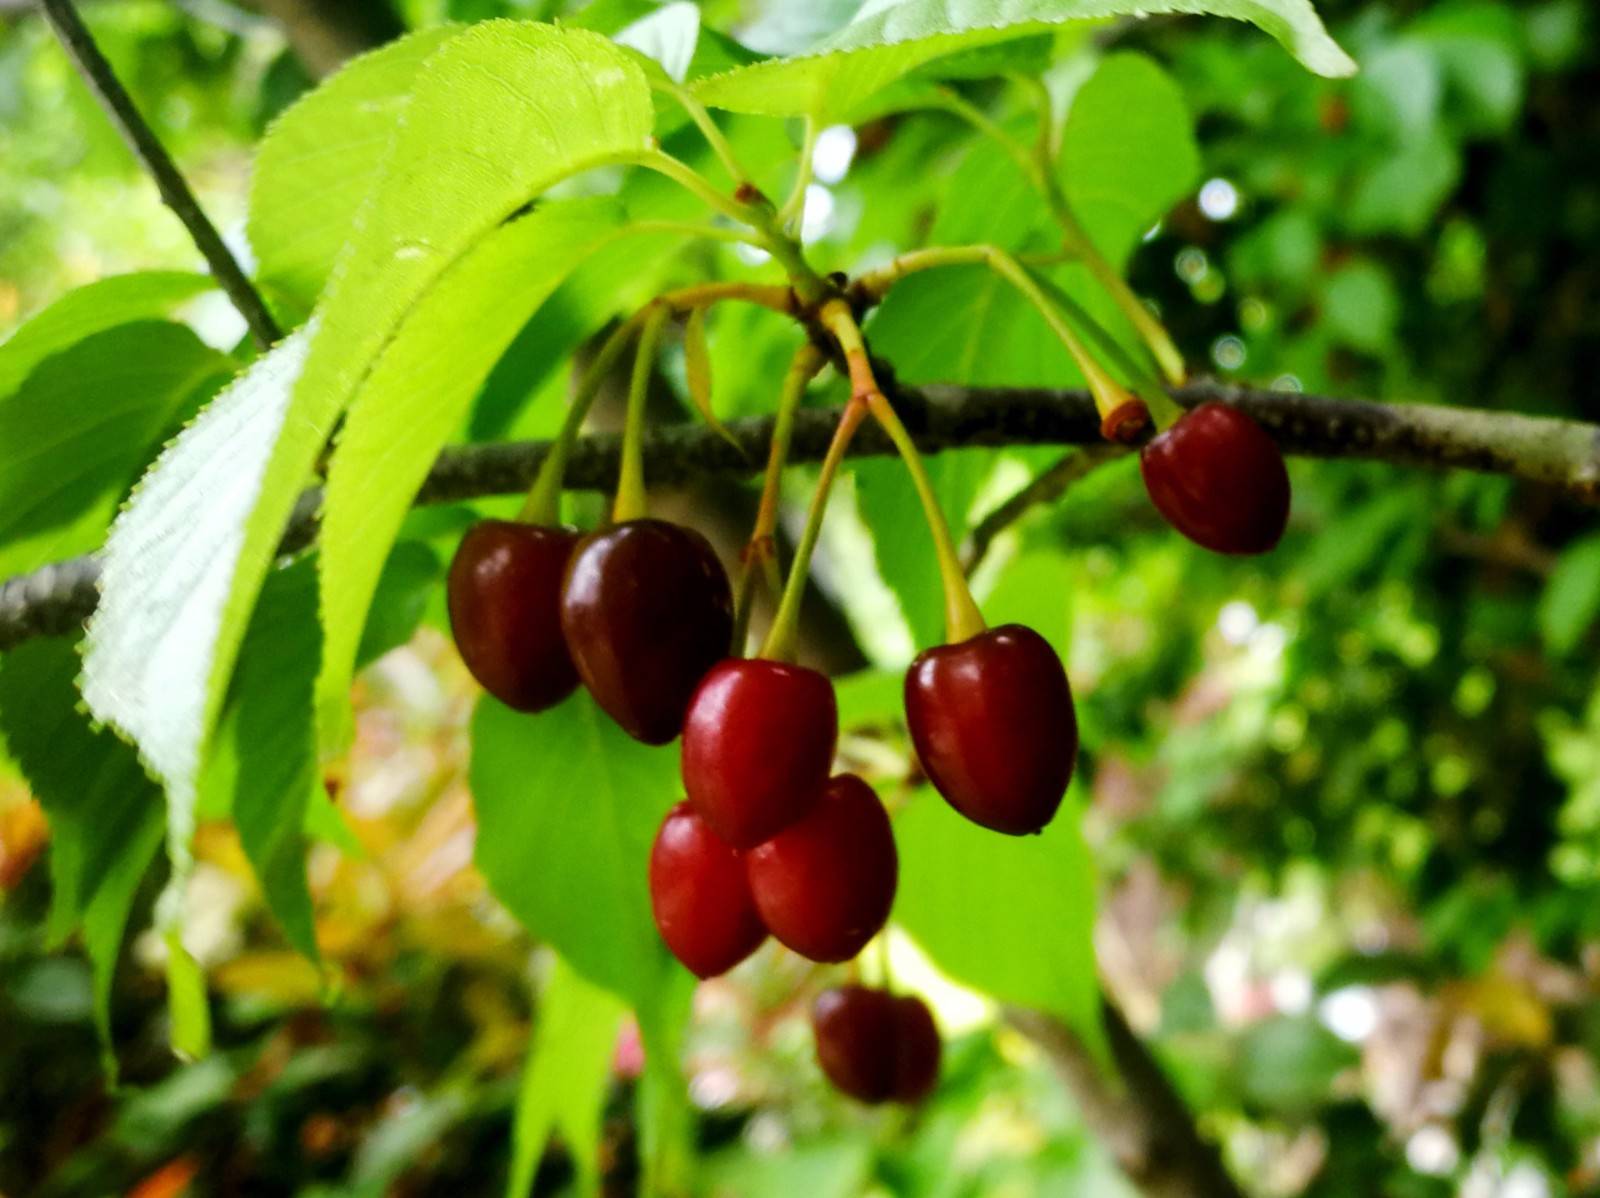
left=612, top=302, right=669, bottom=524
left=518, top=282, right=798, bottom=525
left=734, top=342, right=826, bottom=649
left=518, top=317, right=642, bottom=524
left=651, top=78, right=750, bottom=189
left=777, top=113, right=819, bottom=231
left=821, top=301, right=986, bottom=645
left=759, top=398, right=868, bottom=665
left=934, top=85, right=1188, bottom=387
left=862, top=244, right=1139, bottom=431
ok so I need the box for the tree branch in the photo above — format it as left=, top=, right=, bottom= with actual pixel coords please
left=2, top=382, right=1597, bottom=652
left=1008, top=1003, right=1246, bottom=1198
left=38, top=0, right=283, bottom=348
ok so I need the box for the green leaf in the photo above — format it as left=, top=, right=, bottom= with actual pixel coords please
left=475, top=689, right=698, bottom=1188
left=508, top=957, right=626, bottom=1198
left=314, top=200, right=640, bottom=755
left=0, top=637, right=165, bottom=1073
left=82, top=328, right=314, bottom=924
left=694, top=0, right=1355, bottom=119
left=0, top=321, right=231, bottom=579
left=199, top=557, right=322, bottom=960
left=1059, top=52, right=1201, bottom=268
left=894, top=787, right=1100, bottom=1042
left=248, top=27, right=461, bottom=314
left=0, top=271, right=212, bottom=398
left=470, top=691, right=680, bottom=1008
left=1539, top=534, right=1600, bottom=658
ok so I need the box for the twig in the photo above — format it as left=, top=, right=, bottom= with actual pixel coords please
left=963, top=445, right=1127, bottom=574
left=3, top=382, right=1598, bottom=652
left=38, top=0, right=282, bottom=348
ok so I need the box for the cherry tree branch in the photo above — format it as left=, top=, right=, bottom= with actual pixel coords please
left=3, top=382, right=1598, bottom=653
left=37, top=0, right=283, bottom=348
left=1008, top=1004, right=1246, bottom=1198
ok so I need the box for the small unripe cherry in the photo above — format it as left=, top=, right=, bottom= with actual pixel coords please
left=1139, top=401, right=1290, bottom=555
left=446, top=520, right=580, bottom=712
left=681, top=658, right=837, bottom=849
left=649, top=802, right=766, bottom=979
left=812, top=985, right=941, bottom=1104
left=744, top=774, right=897, bottom=964
left=560, top=519, right=733, bottom=744
left=905, top=624, right=1076, bottom=836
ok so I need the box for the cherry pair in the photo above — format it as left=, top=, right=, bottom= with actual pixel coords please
left=447, top=517, right=731, bottom=742
left=812, top=984, right=940, bottom=1105
left=649, top=773, right=897, bottom=977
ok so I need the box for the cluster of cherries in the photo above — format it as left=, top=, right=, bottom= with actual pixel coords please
left=446, top=396, right=1288, bottom=1107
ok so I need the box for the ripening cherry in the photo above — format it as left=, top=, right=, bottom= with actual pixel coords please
left=905, top=623, right=1076, bottom=836
left=649, top=802, right=766, bottom=978
left=681, top=658, right=837, bottom=849
left=447, top=520, right=581, bottom=712
left=745, top=774, right=897, bottom=963
left=560, top=519, right=734, bottom=744
left=811, top=985, right=941, bottom=1104
left=1139, top=401, right=1290, bottom=555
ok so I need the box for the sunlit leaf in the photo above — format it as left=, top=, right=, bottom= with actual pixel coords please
left=895, top=787, right=1100, bottom=1044
left=695, top=0, right=1355, bottom=118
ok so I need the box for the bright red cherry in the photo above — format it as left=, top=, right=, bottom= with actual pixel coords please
left=905, top=624, right=1076, bottom=836
left=649, top=802, right=766, bottom=979
left=681, top=659, right=837, bottom=849
left=812, top=985, right=941, bottom=1104
left=745, top=774, right=897, bottom=963
left=560, top=519, right=733, bottom=744
left=1139, top=401, right=1290, bottom=555
left=446, top=520, right=580, bottom=712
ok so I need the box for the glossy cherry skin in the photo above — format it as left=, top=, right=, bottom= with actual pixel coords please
left=560, top=519, right=734, bottom=744
left=446, top=520, right=580, bottom=712
left=682, top=659, right=837, bottom=849
left=1139, top=402, right=1290, bottom=555
left=905, top=624, right=1076, bottom=836
left=649, top=802, right=767, bottom=979
left=745, top=774, right=897, bottom=963
left=812, top=985, right=941, bottom=1104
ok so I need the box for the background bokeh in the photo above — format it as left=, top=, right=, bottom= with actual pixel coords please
left=1, top=0, right=1597, bottom=1195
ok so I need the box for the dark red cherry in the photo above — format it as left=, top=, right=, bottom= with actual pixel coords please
left=682, top=658, right=837, bottom=849
left=1139, top=402, right=1290, bottom=555
left=446, top=520, right=580, bottom=712
left=649, top=802, right=766, bottom=979
left=745, top=774, right=896, bottom=963
left=560, top=519, right=733, bottom=744
left=812, top=985, right=941, bottom=1104
left=905, top=624, right=1076, bottom=836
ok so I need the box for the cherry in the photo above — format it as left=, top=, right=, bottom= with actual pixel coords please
left=560, top=519, right=733, bottom=744
left=446, top=520, right=580, bottom=712
left=745, top=774, right=897, bottom=963
left=681, top=659, right=837, bottom=849
left=1139, top=402, right=1290, bottom=555
left=905, top=624, right=1076, bottom=836
left=811, top=985, right=941, bottom=1104
left=649, top=802, right=766, bottom=978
